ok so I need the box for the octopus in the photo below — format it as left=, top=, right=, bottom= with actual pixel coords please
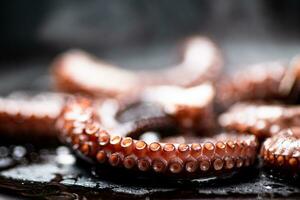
left=219, top=102, right=300, bottom=175
left=0, top=35, right=299, bottom=179
left=217, top=56, right=300, bottom=108
left=219, top=102, right=300, bottom=139
left=0, top=92, right=65, bottom=142
left=52, top=36, right=223, bottom=99
left=261, top=127, right=300, bottom=174
left=0, top=84, right=258, bottom=178
left=56, top=85, right=257, bottom=177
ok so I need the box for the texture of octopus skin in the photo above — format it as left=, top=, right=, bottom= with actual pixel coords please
left=217, top=56, right=300, bottom=108
left=0, top=91, right=174, bottom=142
left=51, top=36, right=223, bottom=99
left=91, top=83, right=216, bottom=138
left=261, top=127, right=300, bottom=174
left=219, top=102, right=300, bottom=139
left=220, top=102, right=300, bottom=174
left=140, top=83, right=216, bottom=135
left=0, top=83, right=216, bottom=141
left=56, top=85, right=258, bottom=177
left=0, top=92, right=65, bottom=141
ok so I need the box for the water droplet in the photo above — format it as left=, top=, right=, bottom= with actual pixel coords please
left=13, top=146, right=26, bottom=159
left=265, top=185, right=272, bottom=190
left=56, top=146, right=70, bottom=155
left=0, top=146, right=8, bottom=158
left=56, top=154, right=76, bottom=165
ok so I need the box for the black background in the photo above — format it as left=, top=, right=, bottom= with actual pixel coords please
left=1, top=0, right=300, bottom=65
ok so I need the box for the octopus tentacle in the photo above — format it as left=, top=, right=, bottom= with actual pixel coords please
left=0, top=92, right=65, bottom=141
left=219, top=102, right=300, bottom=175
left=261, top=127, right=300, bottom=174
left=138, top=37, right=223, bottom=87
left=57, top=94, right=258, bottom=177
left=0, top=84, right=259, bottom=177
left=140, top=83, right=216, bottom=135
left=2, top=34, right=300, bottom=180
left=219, top=102, right=300, bottom=139
left=97, top=83, right=216, bottom=138
left=217, top=56, right=300, bottom=108
left=52, top=36, right=222, bottom=98
left=95, top=98, right=177, bottom=139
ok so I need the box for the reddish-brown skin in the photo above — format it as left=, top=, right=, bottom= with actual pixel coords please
left=56, top=97, right=258, bottom=177
left=52, top=37, right=223, bottom=99
left=6, top=90, right=300, bottom=177
left=0, top=85, right=258, bottom=178
left=261, top=127, right=300, bottom=174
left=3, top=45, right=300, bottom=177
left=219, top=102, right=300, bottom=139
left=3, top=89, right=300, bottom=176
left=139, top=84, right=216, bottom=136
left=220, top=102, right=300, bottom=174
left=217, top=57, right=300, bottom=108
left=0, top=92, right=65, bottom=141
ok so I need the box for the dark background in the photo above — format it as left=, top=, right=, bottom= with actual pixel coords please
left=1, top=0, right=300, bottom=68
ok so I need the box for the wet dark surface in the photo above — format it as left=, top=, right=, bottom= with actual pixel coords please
left=0, top=144, right=299, bottom=200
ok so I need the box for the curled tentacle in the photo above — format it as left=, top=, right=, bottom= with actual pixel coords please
left=57, top=90, right=258, bottom=178
left=140, top=83, right=216, bottom=135
left=96, top=83, right=216, bottom=137
left=52, top=37, right=222, bottom=98
left=219, top=102, right=300, bottom=175
left=0, top=92, right=65, bottom=142
left=217, top=56, right=300, bottom=108
left=138, top=37, right=223, bottom=87
left=219, top=102, right=300, bottom=139
left=261, top=127, right=300, bottom=175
